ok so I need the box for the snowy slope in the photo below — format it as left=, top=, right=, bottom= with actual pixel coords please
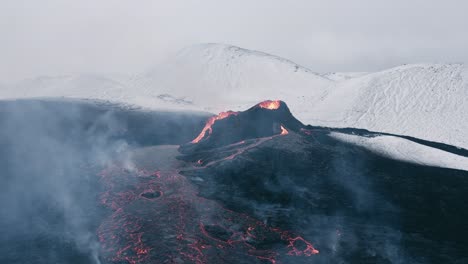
left=1, top=43, right=467, bottom=151
left=2, top=74, right=125, bottom=102
left=8, top=75, right=128, bottom=100
left=330, top=132, right=468, bottom=171
left=1, top=74, right=198, bottom=111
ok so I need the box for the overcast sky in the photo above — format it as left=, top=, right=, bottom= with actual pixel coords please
left=1, top=0, right=467, bottom=82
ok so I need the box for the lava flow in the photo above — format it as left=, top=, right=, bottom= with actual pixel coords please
left=196, top=125, right=289, bottom=168
left=258, top=100, right=281, bottom=110
left=280, top=125, right=289, bottom=135
left=97, top=145, right=319, bottom=264
left=191, top=111, right=238, bottom=143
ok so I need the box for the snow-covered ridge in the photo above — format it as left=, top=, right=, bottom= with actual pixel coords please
left=1, top=43, right=467, bottom=150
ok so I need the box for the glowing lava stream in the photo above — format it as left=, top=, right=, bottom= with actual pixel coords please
left=199, top=138, right=272, bottom=168
left=191, top=111, right=238, bottom=143
left=258, top=100, right=281, bottom=110
left=280, top=125, right=289, bottom=135
left=197, top=124, right=289, bottom=168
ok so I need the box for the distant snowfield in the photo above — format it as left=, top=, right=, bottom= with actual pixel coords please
left=1, top=43, right=467, bottom=162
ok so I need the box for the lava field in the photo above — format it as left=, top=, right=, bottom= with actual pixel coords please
left=1, top=99, right=468, bottom=264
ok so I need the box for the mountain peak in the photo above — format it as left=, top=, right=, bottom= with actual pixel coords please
left=175, top=43, right=318, bottom=74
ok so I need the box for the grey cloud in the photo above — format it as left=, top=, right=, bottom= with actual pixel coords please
left=1, top=0, right=467, bottom=81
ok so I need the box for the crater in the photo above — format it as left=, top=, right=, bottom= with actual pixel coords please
left=140, top=191, right=162, bottom=200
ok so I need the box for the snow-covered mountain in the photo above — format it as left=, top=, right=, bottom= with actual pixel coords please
left=141, top=43, right=333, bottom=112
left=1, top=43, right=467, bottom=151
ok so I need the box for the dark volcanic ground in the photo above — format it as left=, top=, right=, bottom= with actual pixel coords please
left=180, top=130, right=468, bottom=263
left=1, top=99, right=467, bottom=264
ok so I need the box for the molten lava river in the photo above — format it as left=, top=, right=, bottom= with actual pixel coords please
left=97, top=142, right=318, bottom=264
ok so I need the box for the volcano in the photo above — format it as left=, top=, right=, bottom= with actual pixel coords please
left=180, top=100, right=304, bottom=154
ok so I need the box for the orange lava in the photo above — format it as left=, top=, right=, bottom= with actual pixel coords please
left=258, top=100, right=281, bottom=110
left=280, top=125, right=289, bottom=135
left=191, top=111, right=238, bottom=143
left=287, top=236, right=319, bottom=256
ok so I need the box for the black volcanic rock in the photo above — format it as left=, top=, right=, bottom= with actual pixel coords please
left=179, top=100, right=305, bottom=154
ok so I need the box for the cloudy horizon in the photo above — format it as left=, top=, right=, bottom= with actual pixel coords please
left=1, top=0, right=467, bottom=82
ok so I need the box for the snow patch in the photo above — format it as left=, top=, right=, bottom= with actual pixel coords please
left=330, top=132, right=468, bottom=172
